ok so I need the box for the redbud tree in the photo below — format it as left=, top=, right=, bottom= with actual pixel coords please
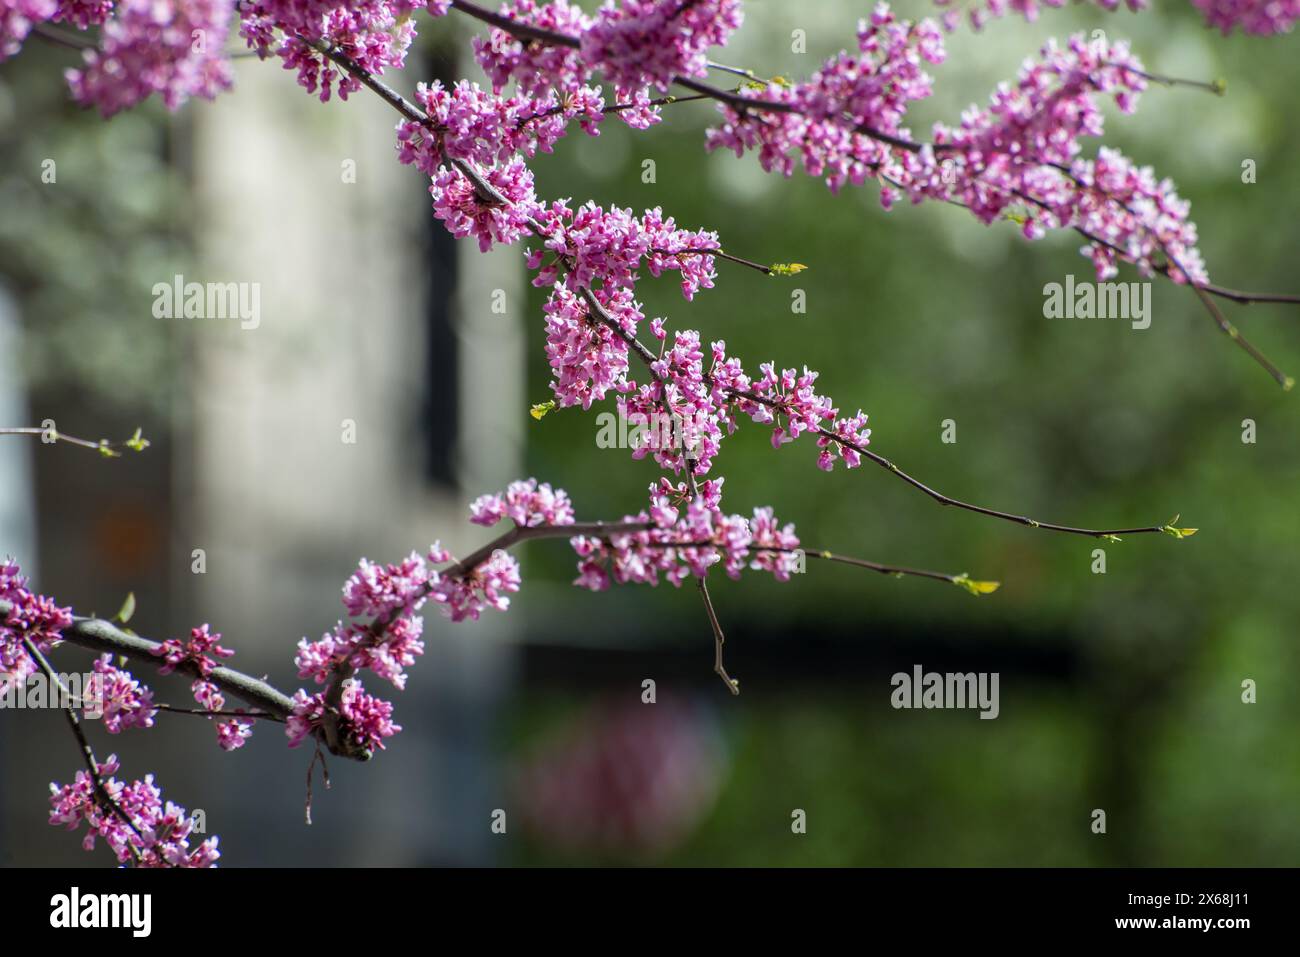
left=1, top=0, right=1297, bottom=866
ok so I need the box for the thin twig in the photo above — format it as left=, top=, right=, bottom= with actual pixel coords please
left=20, top=637, right=146, bottom=862
left=0, top=426, right=149, bottom=458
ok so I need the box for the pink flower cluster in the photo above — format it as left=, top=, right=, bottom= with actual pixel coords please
left=432, top=159, right=541, bottom=252
left=397, top=79, right=590, bottom=252
left=49, top=754, right=220, bottom=867
left=470, top=477, right=576, bottom=527
left=292, top=497, right=573, bottom=752
left=286, top=682, right=401, bottom=754
left=934, top=0, right=1297, bottom=36
left=473, top=0, right=592, bottom=97
left=402, top=78, right=600, bottom=170
left=704, top=13, right=1206, bottom=283
left=297, top=550, right=435, bottom=693
left=238, top=0, right=446, bottom=103
left=542, top=284, right=639, bottom=411
left=933, top=0, right=1146, bottom=32
left=733, top=360, right=872, bottom=471
left=923, top=34, right=1206, bottom=282
left=528, top=201, right=718, bottom=300
left=1193, top=0, right=1300, bottom=34
left=153, top=622, right=233, bottom=675
left=571, top=478, right=802, bottom=589
left=66, top=0, right=236, bottom=116
left=580, top=0, right=743, bottom=93
left=1071, top=146, right=1206, bottom=282
left=91, top=654, right=158, bottom=733
left=706, top=5, right=944, bottom=193
left=1, top=0, right=112, bottom=61
left=153, top=624, right=252, bottom=750
left=0, top=558, right=71, bottom=685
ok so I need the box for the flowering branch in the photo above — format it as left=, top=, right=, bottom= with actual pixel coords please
left=441, top=0, right=1300, bottom=388
left=1, top=600, right=305, bottom=723
left=7, top=0, right=1287, bottom=867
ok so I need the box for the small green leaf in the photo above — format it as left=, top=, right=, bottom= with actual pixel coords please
left=114, top=592, right=136, bottom=625
left=97, top=441, right=121, bottom=459
left=1211, top=77, right=1227, bottom=95
left=952, top=574, right=1001, bottom=596
left=1100, top=534, right=1123, bottom=543
left=769, top=262, right=808, bottom=277
left=125, top=428, right=150, bottom=452
left=530, top=400, right=556, bottom=421
left=1161, top=514, right=1198, bottom=539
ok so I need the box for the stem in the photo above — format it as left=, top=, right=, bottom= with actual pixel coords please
left=30, top=23, right=98, bottom=51
left=154, top=703, right=284, bottom=721
left=0, top=600, right=307, bottom=723
left=727, top=388, right=1171, bottom=538
left=639, top=541, right=975, bottom=586
left=316, top=518, right=655, bottom=751
left=682, top=459, right=739, bottom=695
left=450, top=0, right=580, bottom=48
left=0, top=426, right=148, bottom=457
left=20, top=636, right=146, bottom=861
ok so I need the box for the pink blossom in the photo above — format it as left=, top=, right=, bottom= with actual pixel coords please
left=470, top=478, right=576, bottom=528
left=49, top=754, right=220, bottom=867
left=1, top=557, right=72, bottom=682
left=1, top=0, right=113, bottom=61
left=238, top=0, right=438, bottom=102
left=66, top=0, right=236, bottom=116
left=581, top=0, right=743, bottom=93
left=429, top=158, right=542, bottom=252
left=429, top=548, right=521, bottom=621
left=473, top=0, right=593, bottom=97
left=571, top=479, right=802, bottom=589
left=541, top=283, right=638, bottom=410
left=286, top=682, right=401, bottom=755
left=705, top=6, right=944, bottom=193
left=152, top=622, right=234, bottom=677
left=1192, top=0, right=1299, bottom=34
left=340, top=552, right=431, bottom=619
left=933, top=0, right=1147, bottom=32
left=216, top=718, right=253, bottom=751
left=90, top=654, right=157, bottom=733
left=295, top=615, right=425, bottom=690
